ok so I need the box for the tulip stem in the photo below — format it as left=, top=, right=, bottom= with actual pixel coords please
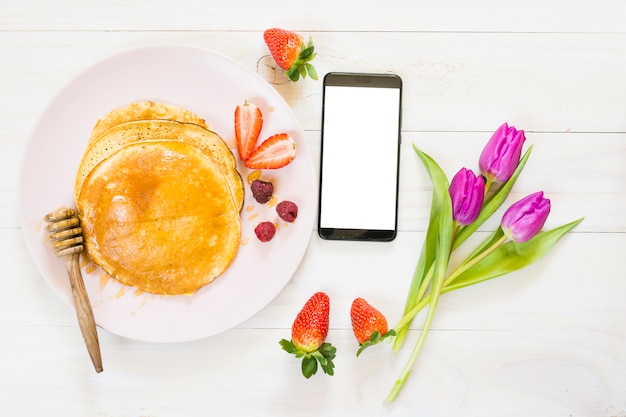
left=392, top=234, right=506, bottom=336
left=443, top=234, right=508, bottom=288
left=393, top=295, right=430, bottom=333
left=393, top=221, right=462, bottom=352
left=387, top=242, right=447, bottom=402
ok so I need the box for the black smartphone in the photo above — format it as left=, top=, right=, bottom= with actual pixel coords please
left=318, top=72, right=402, bottom=241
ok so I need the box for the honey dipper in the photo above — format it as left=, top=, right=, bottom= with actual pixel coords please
left=44, top=208, right=103, bottom=373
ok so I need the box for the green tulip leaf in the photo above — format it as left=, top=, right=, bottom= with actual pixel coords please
left=413, top=146, right=453, bottom=284
left=444, top=217, right=584, bottom=293
left=394, top=146, right=453, bottom=350
left=453, top=146, right=533, bottom=251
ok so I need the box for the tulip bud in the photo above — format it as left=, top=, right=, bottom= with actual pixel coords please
left=479, top=123, right=526, bottom=183
left=501, top=191, right=551, bottom=242
left=449, top=168, right=485, bottom=225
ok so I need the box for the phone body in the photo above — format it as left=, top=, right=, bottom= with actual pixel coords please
left=318, top=72, right=403, bottom=241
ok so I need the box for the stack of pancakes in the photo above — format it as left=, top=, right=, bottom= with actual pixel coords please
left=75, top=101, right=244, bottom=295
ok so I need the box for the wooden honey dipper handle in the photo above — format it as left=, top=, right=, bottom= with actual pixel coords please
left=65, top=251, right=103, bottom=373
left=45, top=208, right=103, bottom=373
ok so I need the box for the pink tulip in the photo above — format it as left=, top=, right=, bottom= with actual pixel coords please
left=449, top=168, right=485, bottom=225
left=501, top=191, right=551, bottom=242
left=479, top=123, right=526, bottom=183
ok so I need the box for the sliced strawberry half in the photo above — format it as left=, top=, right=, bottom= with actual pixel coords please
left=244, top=133, right=296, bottom=169
left=234, top=101, right=263, bottom=161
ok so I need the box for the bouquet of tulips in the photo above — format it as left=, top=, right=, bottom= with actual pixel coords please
left=362, top=123, right=584, bottom=401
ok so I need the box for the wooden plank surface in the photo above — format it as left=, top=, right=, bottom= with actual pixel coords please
left=1, top=1, right=625, bottom=416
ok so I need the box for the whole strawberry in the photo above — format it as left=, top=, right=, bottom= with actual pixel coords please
left=263, top=28, right=318, bottom=82
left=279, top=292, right=336, bottom=378
left=350, top=298, right=396, bottom=356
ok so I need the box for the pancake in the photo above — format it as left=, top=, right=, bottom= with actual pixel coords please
left=88, top=101, right=209, bottom=145
left=77, top=140, right=241, bottom=295
left=75, top=119, right=244, bottom=211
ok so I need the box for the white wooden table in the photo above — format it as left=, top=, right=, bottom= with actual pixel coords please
left=2, top=1, right=625, bottom=416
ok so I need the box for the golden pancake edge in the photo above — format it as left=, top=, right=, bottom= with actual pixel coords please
left=76, top=118, right=244, bottom=212
left=75, top=102, right=243, bottom=295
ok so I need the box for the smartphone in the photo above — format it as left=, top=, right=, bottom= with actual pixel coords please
left=318, top=72, right=402, bottom=241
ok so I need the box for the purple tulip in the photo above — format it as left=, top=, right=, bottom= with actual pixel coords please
left=479, top=123, right=526, bottom=183
left=501, top=191, right=551, bottom=243
left=449, top=168, right=485, bottom=225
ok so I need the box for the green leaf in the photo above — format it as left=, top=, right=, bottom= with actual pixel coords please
left=286, top=67, right=300, bottom=82
left=317, top=342, right=336, bottom=360
left=312, top=344, right=336, bottom=376
left=445, top=217, right=584, bottom=292
left=452, top=146, right=533, bottom=251
left=301, top=355, right=318, bottom=379
left=356, top=329, right=396, bottom=357
left=299, top=46, right=314, bottom=60
left=279, top=339, right=296, bottom=353
left=306, top=63, right=318, bottom=80
left=393, top=146, right=453, bottom=351
left=319, top=360, right=334, bottom=376
left=387, top=178, right=454, bottom=399
left=413, top=147, right=452, bottom=269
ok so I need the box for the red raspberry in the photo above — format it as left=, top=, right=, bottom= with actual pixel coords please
left=254, top=221, right=276, bottom=242
left=276, top=200, right=298, bottom=223
left=251, top=179, right=273, bottom=204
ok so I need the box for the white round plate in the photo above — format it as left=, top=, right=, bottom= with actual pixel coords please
left=19, top=45, right=316, bottom=343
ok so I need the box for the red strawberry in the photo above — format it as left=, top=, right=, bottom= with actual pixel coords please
left=350, top=298, right=396, bottom=357
left=263, top=28, right=318, bottom=82
left=279, top=292, right=336, bottom=378
left=244, top=133, right=296, bottom=170
left=234, top=100, right=263, bottom=161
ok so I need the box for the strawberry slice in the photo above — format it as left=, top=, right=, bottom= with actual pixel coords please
left=234, top=101, right=263, bottom=161
left=244, top=133, right=296, bottom=169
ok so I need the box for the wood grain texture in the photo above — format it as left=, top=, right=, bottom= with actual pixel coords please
left=1, top=1, right=625, bottom=416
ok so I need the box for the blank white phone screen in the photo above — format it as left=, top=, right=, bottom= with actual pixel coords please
left=320, top=85, right=400, bottom=230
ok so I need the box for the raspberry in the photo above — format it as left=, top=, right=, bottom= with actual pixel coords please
left=250, top=179, right=274, bottom=204
left=276, top=200, right=298, bottom=223
left=254, top=221, right=276, bottom=242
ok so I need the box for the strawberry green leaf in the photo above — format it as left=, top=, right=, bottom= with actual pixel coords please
left=313, top=342, right=336, bottom=376
left=317, top=342, right=336, bottom=359
left=444, top=217, right=584, bottom=292
left=279, top=339, right=296, bottom=354
left=306, top=64, right=318, bottom=80
left=283, top=339, right=336, bottom=379
left=301, top=355, right=318, bottom=379
left=286, top=67, right=300, bottom=82
left=356, top=329, right=397, bottom=357
left=319, top=360, right=334, bottom=376
left=299, top=46, right=314, bottom=60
